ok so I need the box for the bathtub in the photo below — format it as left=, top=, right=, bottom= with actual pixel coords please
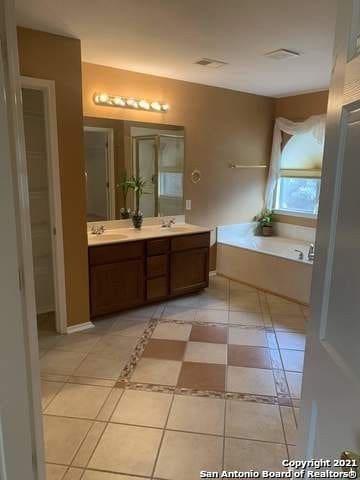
left=216, top=222, right=314, bottom=304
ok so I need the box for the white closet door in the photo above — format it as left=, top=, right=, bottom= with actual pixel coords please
left=22, top=87, right=55, bottom=314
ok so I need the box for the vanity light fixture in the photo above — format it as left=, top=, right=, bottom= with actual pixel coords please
left=93, top=92, right=170, bottom=113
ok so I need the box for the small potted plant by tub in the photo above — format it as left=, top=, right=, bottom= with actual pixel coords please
left=128, top=176, right=150, bottom=229
left=255, top=209, right=274, bottom=236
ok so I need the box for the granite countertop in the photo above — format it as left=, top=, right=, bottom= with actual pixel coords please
left=87, top=223, right=211, bottom=246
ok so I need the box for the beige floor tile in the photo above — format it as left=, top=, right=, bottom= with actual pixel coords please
left=152, top=322, right=192, bottom=341
left=111, top=389, right=172, bottom=428
left=294, top=407, right=300, bottom=426
left=272, top=315, right=307, bottom=333
left=72, top=421, right=107, bottom=467
left=280, top=406, right=298, bottom=445
left=276, top=332, right=306, bottom=350
left=229, top=311, right=264, bottom=327
left=45, top=463, right=67, bottom=480
left=67, top=376, right=115, bottom=388
left=230, top=281, right=258, bottom=294
left=82, top=471, right=144, bottom=479
left=131, top=358, right=181, bottom=385
left=195, top=309, right=228, bottom=324
left=41, top=381, right=64, bottom=410
left=228, top=327, right=267, bottom=347
left=154, top=430, right=223, bottom=480
left=197, top=292, right=228, bottom=310
left=224, top=437, right=288, bottom=472
left=41, top=350, right=87, bottom=375
left=269, top=302, right=303, bottom=316
left=54, top=333, right=102, bottom=353
left=74, top=354, right=126, bottom=380
left=167, top=395, right=225, bottom=435
left=63, top=468, right=84, bottom=480
left=227, top=366, right=277, bottom=396
left=88, top=423, right=162, bottom=476
left=280, top=349, right=304, bottom=372
left=124, top=303, right=165, bottom=318
left=90, top=334, right=137, bottom=360
left=97, top=388, right=123, bottom=421
left=44, top=383, right=111, bottom=419
left=110, top=317, right=149, bottom=337
left=43, top=415, right=92, bottom=465
left=225, top=400, right=284, bottom=443
left=38, top=333, right=61, bottom=350
left=166, top=293, right=200, bottom=307
left=288, top=445, right=297, bottom=460
left=184, top=341, right=227, bottom=364
left=161, top=306, right=198, bottom=322
left=230, top=292, right=261, bottom=313
left=285, top=372, right=303, bottom=399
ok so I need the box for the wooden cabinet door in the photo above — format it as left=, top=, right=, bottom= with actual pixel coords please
left=90, top=259, right=144, bottom=316
left=170, top=247, right=209, bottom=296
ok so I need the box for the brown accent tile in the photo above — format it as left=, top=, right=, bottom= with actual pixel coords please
left=278, top=396, right=293, bottom=407
left=228, top=345, right=272, bottom=369
left=142, top=339, right=186, bottom=361
left=177, top=362, right=226, bottom=392
left=190, top=325, right=228, bottom=344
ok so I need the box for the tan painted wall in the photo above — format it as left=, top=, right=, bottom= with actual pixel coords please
left=273, top=90, right=329, bottom=228
left=17, top=27, right=90, bottom=327
left=82, top=63, right=275, bottom=268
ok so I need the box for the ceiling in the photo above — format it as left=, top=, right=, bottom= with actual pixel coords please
left=15, top=0, right=337, bottom=98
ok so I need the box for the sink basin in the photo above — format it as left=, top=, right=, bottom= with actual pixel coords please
left=89, top=233, right=128, bottom=240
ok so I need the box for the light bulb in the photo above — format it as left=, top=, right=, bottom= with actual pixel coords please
left=161, top=103, right=170, bottom=111
left=151, top=101, right=161, bottom=112
left=114, top=96, right=125, bottom=106
left=99, top=93, right=109, bottom=103
left=139, top=99, right=150, bottom=110
left=127, top=98, right=136, bottom=106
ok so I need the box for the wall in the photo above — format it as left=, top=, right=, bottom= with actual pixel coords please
left=17, top=27, right=89, bottom=327
left=82, top=63, right=275, bottom=268
left=273, top=90, right=329, bottom=228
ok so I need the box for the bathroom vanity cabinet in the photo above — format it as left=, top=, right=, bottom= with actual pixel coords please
left=88, top=231, right=210, bottom=317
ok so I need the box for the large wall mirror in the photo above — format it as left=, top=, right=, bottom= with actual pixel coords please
left=83, top=118, right=184, bottom=221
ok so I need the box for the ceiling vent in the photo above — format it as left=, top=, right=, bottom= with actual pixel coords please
left=195, top=58, right=228, bottom=68
left=264, top=49, right=300, bottom=60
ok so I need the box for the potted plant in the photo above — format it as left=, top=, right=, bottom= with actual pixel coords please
left=117, top=174, right=132, bottom=219
left=255, top=209, right=274, bottom=236
left=128, top=176, right=150, bottom=229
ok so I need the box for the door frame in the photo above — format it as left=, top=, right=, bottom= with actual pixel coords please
left=84, top=125, right=115, bottom=220
left=21, top=76, right=67, bottom=334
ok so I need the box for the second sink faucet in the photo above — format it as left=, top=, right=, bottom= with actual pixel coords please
left=308, top=243, right=315, bottom=261
left=160, top=214, right=176, bottom=228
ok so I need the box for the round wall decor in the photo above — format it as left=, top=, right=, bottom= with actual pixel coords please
left=191, top=169, right=201, bottom=184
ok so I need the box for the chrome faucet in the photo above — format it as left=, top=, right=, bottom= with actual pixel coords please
left=294, top=249, right=304, bottom=260
left=308, top=243, right=315, bottom=261
left=160, top=215, right=176, bottom=228
left=90, top=225, right=105, bottom=235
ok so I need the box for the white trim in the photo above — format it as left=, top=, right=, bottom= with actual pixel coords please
left=2, top=2, right=45, bottom=477
left=67, top=321, right=95, bottom=334
left=274, top=209, right=318, bottom=219
left=209, top=270, right=217, bottom=276
left=21, top=76, right=68, bottom=335
left=84, top=126, right=116, bottom=219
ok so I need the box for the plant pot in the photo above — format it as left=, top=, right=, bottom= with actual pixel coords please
left=120, top=208, right=131, bottom=219
left=132, top=211, right=143, bottom=229
left=262, top=225, right=273, bottom=236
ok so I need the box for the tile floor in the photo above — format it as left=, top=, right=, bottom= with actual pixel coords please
left=39, top=275, right=307, bottom=480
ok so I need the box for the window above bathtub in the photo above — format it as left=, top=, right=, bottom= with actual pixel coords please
left=273, top=130, right=324, bottom=216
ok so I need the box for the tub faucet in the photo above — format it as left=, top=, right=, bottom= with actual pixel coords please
left=308, top=243, right=315, bottom=261
left=160, top=216, right=176, bottom=228
left=294, top=249, right=304, bottom=260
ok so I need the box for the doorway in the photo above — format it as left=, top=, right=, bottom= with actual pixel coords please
left=21, top=77, right=67, bottom=334
left=84, top=126, right=115, bottom=221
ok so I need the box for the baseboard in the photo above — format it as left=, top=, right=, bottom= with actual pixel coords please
left=67, top=321, right=95, bottom=334
left=209, top=270, right=217, bottom=276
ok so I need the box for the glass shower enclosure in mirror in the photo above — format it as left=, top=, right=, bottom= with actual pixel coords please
left=83, top=118, right=184, bottom=221
left=132, top=129, right=184, bottom=218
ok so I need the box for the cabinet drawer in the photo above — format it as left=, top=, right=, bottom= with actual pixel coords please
left=147, top=255, right=168, bottom=278
left=171, top=232, right=210, bottom=252
left=147, top=238, right=169, bottom=256
left=147, top=276, right=168, bottom=300
left=89, top=241, right=144, bottom=266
